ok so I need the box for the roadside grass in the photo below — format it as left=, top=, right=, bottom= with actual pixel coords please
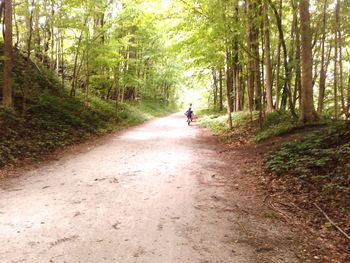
left=0, top=94, right=176, bottom=169
left=267, top=121, right=350, bottom=179
left=198, top=109, right=305, bottom=143
left=0, top=47, right=178, bottom=169
left=198, top=107, right=350, bottom=254
left=253, top=110, right=300, bottom=141
left=265, top=122, right=350, bottom=239
left=121, top=100, right=178, bottom=125
left=197, top=109, right=255, bottom=144
left=198, top=109, right=337, bottom=144
left=198, top=108, right=349, bottom=194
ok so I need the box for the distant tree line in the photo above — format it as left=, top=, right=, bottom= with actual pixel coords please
left=1, top=0, right=178, bottom=110
left=177, top=0, right=350, bottom=124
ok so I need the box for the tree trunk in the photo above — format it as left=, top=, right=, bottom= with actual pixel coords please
left=212, top=69, right=218, bottom=110
left=219, top=69, right=223, bottom=111
left=56, top=29, right=60, bottom=73
left=317, top=0, right=328, bottom=114
left=336, top=0, right=345, bottom=116
left=226, top=49, right=233, bottom=129
left=50, top=1, right=55, bottom=70
left=21, top=0, right=35, bottom=113
left=2, top=0, right=13, bottom=107
left=34, top=1, right=41, bottom=59
left=235, top=65, right=242, bottom=111
left=13, top=0, right=19, bottom=48
left=85, top=47, right=90, bottom=102
left=294, top=13, right=301, bottom=109
left=299, top=0, right=318, bottom=122
left=246, top=0, right=254, bottom=113
left=333, top=0, right=339, bottom=119
left=71, top=29, right=84, bottom=97
left=263, top=0, right=273, bottom=113
left=60, top=31, right=65, bottom=86
left=26, top=0, right=35, bottom=57
left=268, top=0, right=296, bottom=117
left=275, top=0, right=282, bottom=110
left=252, top=1, right=262, bottom=112
left=347, top=69, right=350, bottom=118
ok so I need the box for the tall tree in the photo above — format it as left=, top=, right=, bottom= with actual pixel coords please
left=299, top=0, right=318, bottom=122
left=317, top=0, right=329, bottom=114
left=2, top=0, right=13, bottom=107
left=263, top=0, right=273, bottom=113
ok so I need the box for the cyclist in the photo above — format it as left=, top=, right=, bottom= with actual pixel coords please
left=185, top=104, right=193, bottom=125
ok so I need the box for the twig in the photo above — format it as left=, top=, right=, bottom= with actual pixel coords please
left=264, top=199, right=291, bottom=221
left=237, top=214, right=251, bottom=237
left=277, top=201, right=299, bottom=211
left=314, top=203, right=350, bottom=241
left=263, top=194, right=271, bottom=203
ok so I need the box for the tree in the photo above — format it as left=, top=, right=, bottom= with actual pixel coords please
left=299, top=0, right=318, bottom=122
left=317, top=0, right=329, bottom=114
left=2, top=0, right=13, bottom=107
left=263, top=0, right=273, bottom=113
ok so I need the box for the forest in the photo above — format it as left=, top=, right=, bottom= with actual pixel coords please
left=1, top=0, right=350, bottom=120
left=0, top=0, right=349, bottom=261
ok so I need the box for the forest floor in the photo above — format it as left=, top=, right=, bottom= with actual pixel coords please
left=0, top=113, right=343, bottom=263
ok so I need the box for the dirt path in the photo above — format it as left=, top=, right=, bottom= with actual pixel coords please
left=0, top=113, right=300, bottom=263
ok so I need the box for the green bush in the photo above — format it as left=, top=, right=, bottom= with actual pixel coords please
left=254, top=110, right=299, bottom=142
left=198, top=109, right=255, bottom=143
left=267, top=122, right=350, bottom=188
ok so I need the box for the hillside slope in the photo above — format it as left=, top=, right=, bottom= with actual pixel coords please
left=198, top=110, right=350, bottom=261
left=0, top=48, right=176, bottom=169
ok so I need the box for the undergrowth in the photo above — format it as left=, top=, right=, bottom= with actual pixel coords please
left=0, top=48, right=177, bottom=169
left=198, top=109, right=255, bottom=144
left=198, top=109, right=303, bottom=143
left=267, top=122, right=350, bottom=185
left=266, top=122, right=350, bottom=229
left=254, top=110, right=300, bottom=141
left=199, top=107, right=350, bottom=255
left=0, top=96, right=176, bottom=168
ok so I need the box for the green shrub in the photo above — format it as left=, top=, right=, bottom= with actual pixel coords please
left=267, top=122, right=350, bottom=188
left=254, top=110, right=299, bottom=142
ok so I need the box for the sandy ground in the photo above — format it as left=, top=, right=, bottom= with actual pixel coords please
left=0, top=113, right=300, bottom=263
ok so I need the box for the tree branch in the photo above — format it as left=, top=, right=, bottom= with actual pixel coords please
left=314, top=203, right=350, bottom=241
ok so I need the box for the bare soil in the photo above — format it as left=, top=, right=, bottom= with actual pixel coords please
left=0, top=113, right=308, bottom=262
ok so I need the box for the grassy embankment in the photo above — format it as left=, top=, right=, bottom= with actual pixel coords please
left=198, top=109, right=350, bottom=251
left=0, top=49, right=177, bottom=169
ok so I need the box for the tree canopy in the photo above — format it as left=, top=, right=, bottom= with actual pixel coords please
left=1, top=0, right=350, bottom=124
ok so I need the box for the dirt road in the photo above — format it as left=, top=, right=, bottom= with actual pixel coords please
left=0, top=113, right=299, bottom=263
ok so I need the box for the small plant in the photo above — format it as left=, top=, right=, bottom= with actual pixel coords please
left=254, top=110, right=300, bottom=141
left=266, top=122, right=350, bottom=188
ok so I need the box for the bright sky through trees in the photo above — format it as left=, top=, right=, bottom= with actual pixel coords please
left=1, top=0, right=350, bottom=121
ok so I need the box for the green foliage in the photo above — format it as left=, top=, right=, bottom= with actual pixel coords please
left=199, top=111, right=230, bottom=136
left=200, top=109, right=302, bottom=143
left=254, top=111, right=300, bottom=142
left=198, top=109, right=254, bottom=143
left=0, top=95, right=176, bottom=168
left=267, top=122, right=350, bottom=194
left=0, top=49, right=177, bottom=169
left=118, top=100, right=178, bottom=125
left=0, top=30, right=178, bottom=169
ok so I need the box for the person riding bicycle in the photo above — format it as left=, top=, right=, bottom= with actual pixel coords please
left=185, top=104, right=193, bottom=125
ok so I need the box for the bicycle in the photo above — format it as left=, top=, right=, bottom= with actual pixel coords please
left=185, top=107, right=194, bottom=126
left=187, top=115, right=192, bottom=125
